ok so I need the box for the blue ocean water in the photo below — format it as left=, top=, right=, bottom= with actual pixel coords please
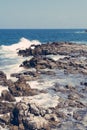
left=0, top=29, right=87, bottom=45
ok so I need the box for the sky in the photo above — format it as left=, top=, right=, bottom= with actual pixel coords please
left=0, top=0, right=87, bottom=29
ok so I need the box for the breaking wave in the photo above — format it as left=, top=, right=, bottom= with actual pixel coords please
left=1, top=37, right=41, bottom=52
left=0, top=38, right=41, bottom=79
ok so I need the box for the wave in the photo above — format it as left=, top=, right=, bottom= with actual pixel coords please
left=1, top=37, right=41, bottom=52
left=70, top=41, right=87, bottom=44
left=75, top=31, right=86, bottom=34
left=0, top=38, right=41, bottom=79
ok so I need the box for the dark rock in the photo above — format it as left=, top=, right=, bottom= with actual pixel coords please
left=21, top=56, right=57, bottom=70
left=39, top=70, right=55, bottom=75
left=68, top=93, right=80, bottom=100
left=0, top=102, right=14, bottom=114
left=1, top=90, right=16, bottom=102
left=0, top=71, right=8, bottom=86
left=0, top=113, right=10, bottom=125
left=8, top=77, right=39, bottom=97
left=0, top=71, right=6, bottom=80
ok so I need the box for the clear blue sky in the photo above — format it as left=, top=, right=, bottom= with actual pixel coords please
left=0, top=0, right=87, bottom=29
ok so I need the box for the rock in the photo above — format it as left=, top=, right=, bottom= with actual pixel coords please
left=8, top=77, right=39, bottom=97
left=9, top=125, right=18, bottom=130
left=65, top=84, right=75, bottom=90
left=10, top=102, right=29, bottom=126
left=68, top=93, right=80, bottom=100
left=0, top=71, right=8, bottom=86
left=11, top=71, right=39, bottom=80
left=73, top=109, right=87, bottom=122
left=29, top=103, right=40, bottom=116
left=0, top=113, right=10, bottom=125
left=19, top=123, right=25, bottom=130
left=0, top=102, right=14, bottom=114
left=23, top=116, right=49, bottom=130
left=28, top=103, right=47, bottom=116
left=10, top=102, right=50, bottom=130
left=57, top=121, right=85, bottom=130
left=0, top=71, right=6, bottom=80
left=21, top=56, right=57, bottom=70
left=39, top=70, right=55, bottom=75
left=1, top=90, right=16, bottom=102
left=14, top=78, right=31, bottom=96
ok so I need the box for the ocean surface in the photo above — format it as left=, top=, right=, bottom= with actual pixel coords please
left=0, top=29, right=87, bottom=45
left=0, top=29, right=87, bottom=79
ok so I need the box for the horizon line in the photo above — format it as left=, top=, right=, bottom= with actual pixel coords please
left=0, top=28, right=86, bottom=30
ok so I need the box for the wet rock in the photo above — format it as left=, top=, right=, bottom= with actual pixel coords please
left=23, top=116, right=49, bottom=130
left=0, top=71, right=8, bottom=86
left=0, top=113, right=10, bottom=125
left=9, top=125, right=18, bottom=130
left=14, top=78, right=31, bottom=96
left=39, top=70, right=55, bottom=75
left=10, top=102, right=29, bottom=126
left=10, top=102, right=50, bottom=130
left=57, top=121, right=85, bottom=130
left=1, top=90, right=16, bottom=102
left=0, top=102, right=14, bottom=114
left=11, top=71, right=39, bottom=80
left=68, top=93, right=81, bottom=100
left=8, top=77, right=40, bottom=96
left=65, top=84, right=75, bottom=90
left=21, top=56, right=57, bottom=70
left=73, top=109, right=87, bottom=122
left=28, top=103, right=47, bottom=116
left=81, top=86, right=87, bottom=93
left=0, top=71, right=6, bottom=80
left=55, top=110, right=67, bottom=119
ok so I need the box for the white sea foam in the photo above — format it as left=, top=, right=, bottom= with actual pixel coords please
left=1, top=37, right=41, bottom=52
left=70, top=41, right=87, bottom=44
left=75, top=31, right=86, bottom=34
left=0, top=38, right=41, bottom=79
left=15, top=93, right=59, bottom=109
left=46, top=54, right=66, bottom=61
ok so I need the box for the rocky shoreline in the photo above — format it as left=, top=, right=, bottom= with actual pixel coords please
left=0, top=42, right=87, bottom=130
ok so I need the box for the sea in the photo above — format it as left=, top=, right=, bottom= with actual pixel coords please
left=0, top=29, right=87, bottom=79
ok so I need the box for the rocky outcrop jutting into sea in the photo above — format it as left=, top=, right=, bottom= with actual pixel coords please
left=0, top=42, right=87, bottom=130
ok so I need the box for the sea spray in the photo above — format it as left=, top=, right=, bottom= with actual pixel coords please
left=0, top=37, right=41, bottom=79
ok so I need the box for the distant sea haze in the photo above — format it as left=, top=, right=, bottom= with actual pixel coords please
left=0, top=29, right=87, bottom=46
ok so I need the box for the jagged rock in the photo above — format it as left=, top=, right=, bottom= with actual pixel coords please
left=0, top=102, right=14, bottom=114
left=10, top=102, right=29, bottom=126
left=8, top=77, right=39, bottom=96
left=23, top=116, right=49, bottom=130
left=73, top=109, right=87, bottom=123
left=9, top=125, right=18, bottom=130
left=0, top=71, right=8, bottom=86
left=28, top=103, right=47, bottom=116
left=21, top=56, right=57, bottom=70
left=0, top=113, right=10, bottom=125
left=11, top=71, right=39, bottom=81
left=68, top=93, right=81, bottom=100
left=0, top=71, right=6, bottom=80
left=1, top=90, right=16, bottom=102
